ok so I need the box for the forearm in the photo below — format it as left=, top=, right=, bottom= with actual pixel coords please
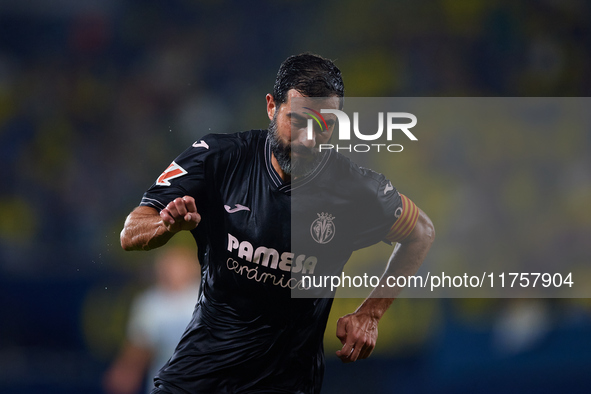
left=121, top=197, right=200, bottom=251
left=356, top=210, right=435, bottom=320
left=355, top=242, right=425, bottom=320
left=120, top=206, right=175, bottom=251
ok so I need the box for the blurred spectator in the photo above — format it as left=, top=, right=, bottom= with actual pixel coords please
left=102, top=246, right=200, bottom=394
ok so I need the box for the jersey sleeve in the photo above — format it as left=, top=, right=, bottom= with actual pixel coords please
left=348, top=169, right=404, bottom=250
left=358, top=173, right=420, bottom=246
left=140, top=136, right=216, bottom=212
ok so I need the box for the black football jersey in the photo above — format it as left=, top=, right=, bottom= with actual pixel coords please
left=140, top=129, right=402, bottom=393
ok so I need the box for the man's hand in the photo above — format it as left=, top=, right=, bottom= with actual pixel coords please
left=335, top=311, right=378, bottom=363
left=121, top=196, right=201, bottom=251
left=160, top=196, right=200, bottom=233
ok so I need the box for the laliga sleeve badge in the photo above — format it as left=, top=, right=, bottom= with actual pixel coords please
left=156, top=161, right=188, bottom=186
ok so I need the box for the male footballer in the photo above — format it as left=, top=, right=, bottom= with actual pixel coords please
left=121, top=53, right=434, bottom=393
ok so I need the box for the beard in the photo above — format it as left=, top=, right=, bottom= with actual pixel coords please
left=268, top=113, right=324, bottom=178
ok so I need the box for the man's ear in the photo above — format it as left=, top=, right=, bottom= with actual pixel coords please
left=266, top=94, right=276, bottom=120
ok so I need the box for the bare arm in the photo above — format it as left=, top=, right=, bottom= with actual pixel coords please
left=120, top=196, right=200, bottom=251
left=335, top=208, right=435, bottom=363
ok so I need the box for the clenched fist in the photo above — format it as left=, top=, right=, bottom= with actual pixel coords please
left=160, top=196, right=201, bottom=233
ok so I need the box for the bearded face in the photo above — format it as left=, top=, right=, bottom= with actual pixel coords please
left=268, top=111, right=324, bottom=178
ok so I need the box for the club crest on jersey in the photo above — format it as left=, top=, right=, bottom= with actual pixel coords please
left=311, top=213, right=336, bottom=244
left=156, top=161, right=187, bottom=186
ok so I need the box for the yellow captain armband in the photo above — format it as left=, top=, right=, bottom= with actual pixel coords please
left=385, top=194, right=419, bottom=242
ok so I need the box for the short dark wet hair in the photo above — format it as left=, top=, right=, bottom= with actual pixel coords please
left=272, top=53, right=344, bottom=108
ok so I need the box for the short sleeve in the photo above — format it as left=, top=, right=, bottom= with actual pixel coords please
left=140, top=136, right=216, bottom=212
left=348, top=169, right=404, bottom=250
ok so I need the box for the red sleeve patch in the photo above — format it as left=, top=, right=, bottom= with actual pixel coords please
left=156, top=161, right=188, bottom=186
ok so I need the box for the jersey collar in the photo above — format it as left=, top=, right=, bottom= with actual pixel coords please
left=264, top=134, right=332, bottom=194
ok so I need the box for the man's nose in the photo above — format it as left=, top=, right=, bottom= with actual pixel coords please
left=298, top=128, right=316, bottom=149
